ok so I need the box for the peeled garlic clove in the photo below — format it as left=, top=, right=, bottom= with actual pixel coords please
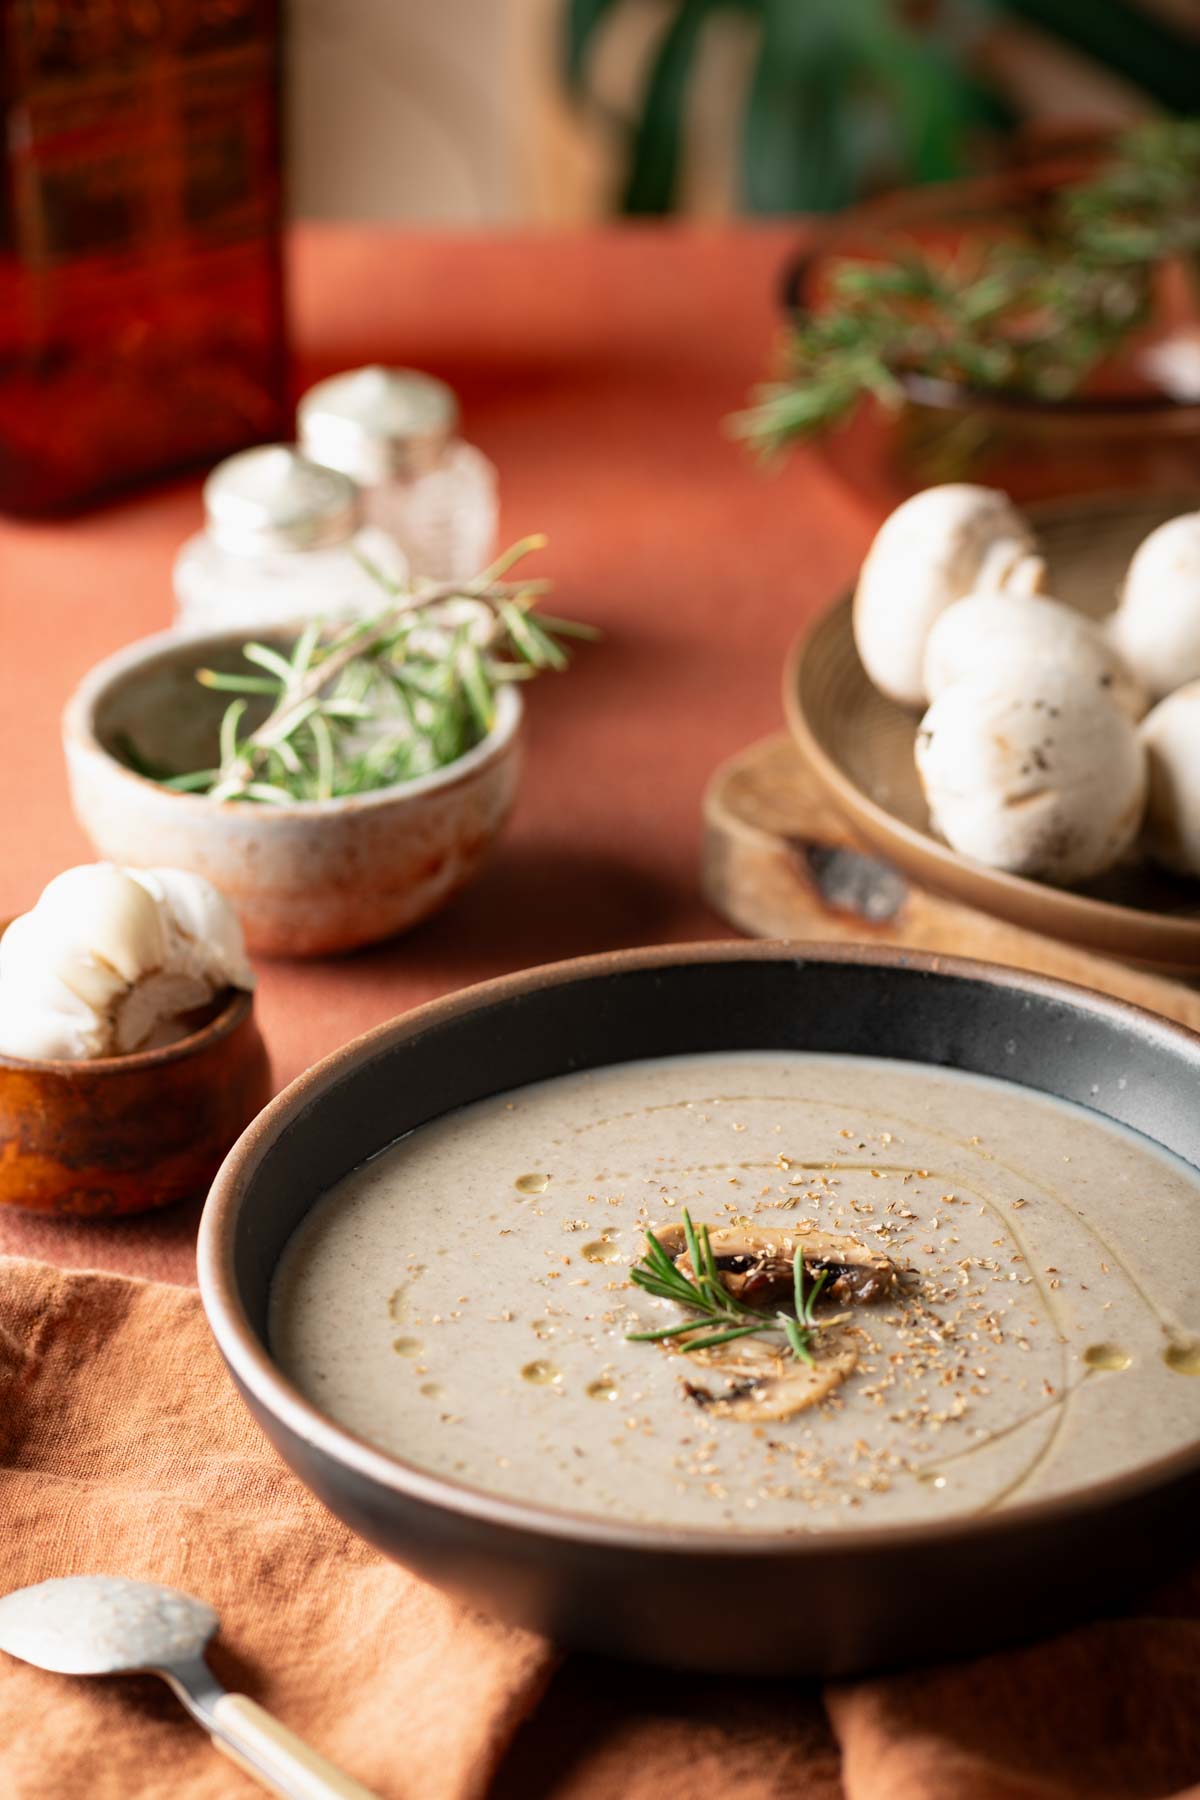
left=130, top=868, right=255, bottom=994
left=914, top=664, right=1147, bottom=884
left=0, top=979, right=110, bottom=1058
left=0, top=863, right=254, bottom=1062
left=0, top=913, right=102, bottom=1020
left=114, top=971, right=215, bottom=1055
left=1, top=865, right=167, bottom=1013
left=1109, top=512, right=1200, bottom=701
left=923, top=589, right=1146, bottom=720
left=853, top=484, right=1040, bottom=708
left=1140, top=682, right=1200, bottom=877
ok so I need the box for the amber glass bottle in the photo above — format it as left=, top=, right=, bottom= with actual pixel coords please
left=0, top=0, right=287, bottom=514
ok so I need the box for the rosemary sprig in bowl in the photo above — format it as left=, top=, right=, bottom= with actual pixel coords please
left=732, top=119, right=1200, bottom=460
left=626, top=1210, right=829, bottom=1365
left=148, top=535, right=596, bottom=806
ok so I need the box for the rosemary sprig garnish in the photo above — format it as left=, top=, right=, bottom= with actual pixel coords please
left=143, top=536, right=597, bottom=804
left=732, top=119, right=1200, bottom=457
left=626, top=1210, right=829, bottom=1365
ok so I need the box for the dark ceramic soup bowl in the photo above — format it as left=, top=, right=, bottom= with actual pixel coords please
left=198, top=943, right=1200, bottom=1676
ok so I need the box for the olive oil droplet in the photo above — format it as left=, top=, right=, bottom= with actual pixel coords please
left=392, top=1336, right=422, bottom=1357
left=916, top=1471, right=946, bottom=1489
left=419, top=1382, right=443, bottom=1399
left=582, top=1236, right=622, bottom=1264
left=521, top=1359, right=562, bottom=1385
left=1083, top=1342, right=1131, bottom=1372
left=1164, top=1341, right=1200, bottom=1375
left=515, top=1173, right=550, bottom=1195
left=586, top=1377, right=618, bottom=1402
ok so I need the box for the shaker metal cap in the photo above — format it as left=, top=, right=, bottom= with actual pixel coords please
left=298, top=366, right=459, bottom=482
left=203, top=446, right=361, bottom=555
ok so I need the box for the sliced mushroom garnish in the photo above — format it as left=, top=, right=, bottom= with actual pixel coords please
left=653, top=1221, right=895, bottom=1309
left=679, top=1331, right=860, bottom=1422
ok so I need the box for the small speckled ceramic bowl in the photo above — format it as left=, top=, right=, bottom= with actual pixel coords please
left=62, top=627, right=523, bottom=958
left=0, top=983, right=270, bottom=1216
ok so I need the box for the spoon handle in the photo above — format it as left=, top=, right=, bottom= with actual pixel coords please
left=210, top=1694, right=381, bottom=1800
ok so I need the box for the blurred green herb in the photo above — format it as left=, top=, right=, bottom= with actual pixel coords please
left=148, top=537, right=596, bottom=805
left=732, top=119, right=1200, bottom=456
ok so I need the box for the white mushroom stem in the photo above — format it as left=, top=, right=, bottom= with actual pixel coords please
left=1109, top=511, right=1200, bottom=701
left=853, top=484, right=1039, bottom=709
left=975, top=546, right=1045, bottom=598
left=915, top=664, right=1147, bottom=884
left=1140, top=682, right=1200, bottom=878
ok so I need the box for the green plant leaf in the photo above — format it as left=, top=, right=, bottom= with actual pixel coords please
left=1000, top=0, right=1200, bottom=114
left=740, top=0, right=860, bottom=214
left=242, top=641, right=299, bottom=684
left=622, top=0, right=722, bottom=215
left=563, top=0, right=622, bottom=91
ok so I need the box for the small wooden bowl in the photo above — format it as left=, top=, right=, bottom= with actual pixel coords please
left=0, top=986, right=271, bottom=1216
left=785, top=491, right=1200, bottom=974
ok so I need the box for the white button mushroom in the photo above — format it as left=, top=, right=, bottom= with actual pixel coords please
left=1140, top=682, right=1200, bottom=877
left=853, top=484, right=1040, bottom=708
left=0, top=864, right=254, bottom=1062
left=1109, top=512, right=1200, bottom=701
left=914, top=665, right=1147, bottom=884
left=923, top=589, right=1146, bottom=719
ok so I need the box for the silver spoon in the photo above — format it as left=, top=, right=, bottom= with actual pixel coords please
left=0, top=1575, right=379, bottom=1799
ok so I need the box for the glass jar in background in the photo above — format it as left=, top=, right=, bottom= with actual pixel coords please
left=173, top=446, right=407, bottom=631
left=297, top=367, right=498, bottom=583
left=0, top=0, right=287, bottom=515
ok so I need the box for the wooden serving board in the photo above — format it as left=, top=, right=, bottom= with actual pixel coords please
left=702, top=734, right=1200, bottom=1032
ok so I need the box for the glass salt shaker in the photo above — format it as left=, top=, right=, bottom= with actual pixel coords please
left=297, top=367, right=498, bottom=584
left=173, top=445, right=407, bottom=632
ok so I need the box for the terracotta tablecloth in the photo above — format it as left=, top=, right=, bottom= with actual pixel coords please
left=2, top=225, right=1198, bottom=1799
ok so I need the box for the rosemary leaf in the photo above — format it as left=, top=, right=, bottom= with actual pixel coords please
left=458, top=641, right=495, bottom=733
left=679, top=1324, right=768, bottom=1354
left=243, top=642, right=299, bottom=684
left=310, top=711, right=336, bottom=802
left=626, top=1318, right=717, bottom=1343
left=219, top=698, right=247, bottom=770
left=781, top=1314, right=814, bottom=1368
left=162, top=768, right=220, bottom=792
left=196, top=670, right=281, bottom=694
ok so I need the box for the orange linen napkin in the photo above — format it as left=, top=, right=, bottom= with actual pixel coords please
left=3, top=1254, right=1200, bottom=1800
left=0, top=1257, right=553, bottom=1800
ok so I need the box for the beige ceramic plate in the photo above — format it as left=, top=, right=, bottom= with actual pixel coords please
left=785, top=492, right=1200, bottom=972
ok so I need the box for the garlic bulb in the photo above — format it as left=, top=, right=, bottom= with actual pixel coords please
left=923, top=589, right=1146, bottom=720
left=1109, top=512, right=1200, bottom=701
left=854, top=484, right=1040, bottom=708
left=0, top=865, right=254, bottom=1062
left=915, top=665, right=1147, bottom=884
left=1140, top=682, right=1200, bottom=877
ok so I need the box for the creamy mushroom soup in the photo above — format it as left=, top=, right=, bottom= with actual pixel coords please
left=270, top=1053, right=1200, bottom=1534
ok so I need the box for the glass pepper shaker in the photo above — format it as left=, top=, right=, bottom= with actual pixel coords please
left=297, top=367, right=498, bottom=584
left=173, top=445, right=407, bottom=632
